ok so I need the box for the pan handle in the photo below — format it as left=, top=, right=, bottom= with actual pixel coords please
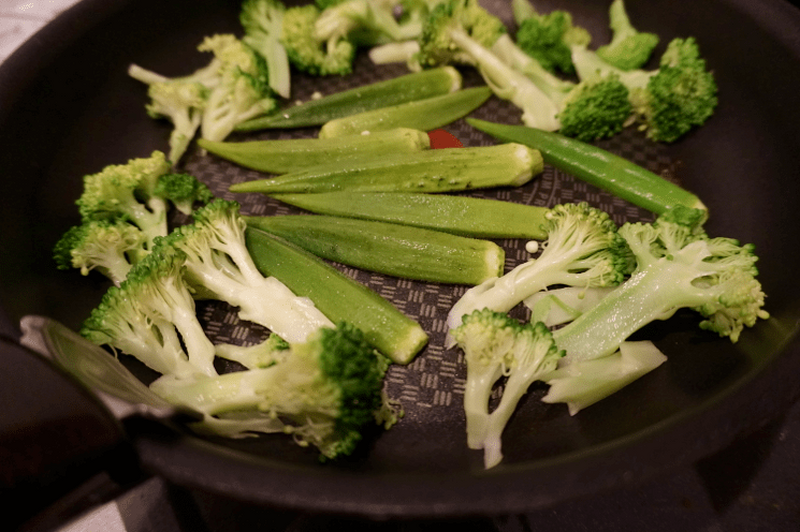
left=0, top=335, right=136, bottom=530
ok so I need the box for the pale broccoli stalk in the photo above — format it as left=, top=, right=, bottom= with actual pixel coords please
left=449, top=309, right=519, bottom=450
left=281, top=4, right=356, bottom=76
left=214, top=333, right=290, bottom=369
left=197, top=34, right=278, bottom=143
left=480, top=320, right=562, bottom=468
left=76, top=151, right=173, bottom=248
left=492, top=33, right=633, bottom=141
left=542, top=340, right=667, bottom=415
left=315, top=0, right=426, bottom=46
left=524, top=285, right=616, bottom=327
left=150, top=322, right=394, bottom=460
left=596, top=0, right=659, bottom=71
left=81, top=244, right=218, bottom=379
left=572, top=37, right=718, bottom=142
left=240, top=0, right=292, bottom=99
left=550, top=209, right=769, bottom=365
left=161, top=199, right=334, bottom=344
left=53, top=219, right=147, bottom=286
left=446, top=203, right=632, bottom=343
left=512, top=0, right=591, bottom=75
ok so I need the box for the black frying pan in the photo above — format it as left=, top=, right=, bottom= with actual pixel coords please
left=2, top=0, right=800, bottom=525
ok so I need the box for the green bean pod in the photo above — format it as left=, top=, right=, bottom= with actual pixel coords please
left=467, top=118, right=707, bottom=216
left=236, top=67, right=462, bottom=131
left=198, top=128, right=430, bottom=174
left=270, top=191, right=550, bottom=240
left=228, top=143, right=542, bottom=195
left=244, top=227, right=428, bottom=364
left=245, top=214, right=505, bottom=285
left=318, top=86, right=493, bottom=138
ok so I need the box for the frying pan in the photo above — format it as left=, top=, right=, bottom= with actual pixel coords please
left=2, top=0, right=800, bottom=526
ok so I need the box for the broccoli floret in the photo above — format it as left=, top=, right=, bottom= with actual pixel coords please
left=450, top=309, right=562, bottom=469
left=75, top=152, right=212, bottom=249
left=240, top=0, right=292, bottom=99
left=416, top=0, right=507, bottom=68
left=76, top=151, right=173, bottom=247
left=161, top=199, right=334, bottom=344
left=572, top=37, right=718, bottom=142
left=596, top=0, right=659, bottom=71
left=281, top=4, right=356, bottom=76
left=152, top=172, right=214, bottom=216
left=80, top=244, right=218, bottom=379
left=53, top=219, right=147, bottom=286
left=551, top=208, right=769, bottom=365
left=556, top=74, right=632, bottom=141
left=197, top=34, right=278, bottom=143
left=446, top=202, right=633, bottom=338
left=150, top=322, right=394, bottom=460
left=513, top=0, right=590, bottom=75
left=142, top=81, right=208, bottom=165
left=415, top=0, right=569, bottom=130
left=314, top=0, right=423, bottom=47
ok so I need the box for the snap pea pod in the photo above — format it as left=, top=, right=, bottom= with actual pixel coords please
left=197, top=128, right=430, bottom=174
left=466, top=118, right=707, bottom=217
left=318, top=86, right=493, bottom=138
left=270, top=191, right=549, bottom=240
left=228, top=143, right=542, bottom=195
left=245, top=214, right=505, bottom=285
left=236, top=67, right=462, bottom=131
left=244, top=227, right=428, bottom=365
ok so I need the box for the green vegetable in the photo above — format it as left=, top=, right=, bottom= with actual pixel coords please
left=446, top=202, right=632, bottom=339
left=74, top=152, right=212, bottom=250
left=280, top=4, right=356, bottom=76
left=491, top=34, right=632, bottom=141
left=318, top=86, right=492, bottom=138
left=198, top=127, right=430, bottom=174
left=237, top=67, right=462, bottom=130
left=270, top=190, right=550, bottom=239
left=571, top=37, right=718, bottom=142
left=595, top=0, right=659, bottom=71
left=240, top=0, right=291, bottom=99
left=450, top=309, right=562, bottom=469
left=466, top=118, right=707, bottom=216
left=229, top=142, right=542, bottom=195
left=53, top=218, right=147, bottom=286
left=81, top=244, right=218, bottom=380
left=512, top=0, right=591, bottom=75
left=550, top=208, right=770, bottom=364
left=245, top=214, right=505, bottom=285
left=160, top=199, right=334, bottom=344
left=245, top=227, right=429, bottom=364
left=150, top=322, right=396, bottom=460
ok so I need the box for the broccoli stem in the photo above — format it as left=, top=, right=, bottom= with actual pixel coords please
left=228, top=142, right=542, bottom=195
left=318, top=86, right=492, bottom=138
left=553, top=252, right=719, bottom=363
left=245, top=214, right=505, bottom=285
left=198, top=127, right=430, bottom=174
left=236, top=67, right=463, bottom=130
left=467, top=118, right=707, bottom=216
left=269, top=190, right=550, bottom=240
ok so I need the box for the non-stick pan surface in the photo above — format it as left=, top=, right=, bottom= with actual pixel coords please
left=1, top=0, right=800, bottom=519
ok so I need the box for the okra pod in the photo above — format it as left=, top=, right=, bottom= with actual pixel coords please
left=245, top=214, right=505, bottom=285
left=236, top=67, right=462, bottom=131
left=198, top=128, right=430, bottom=174
left=318, top=86, right=493, bottom=139
left=244, top=227, right=428, bottom=364
left=228, top=143, right=542, bottom=195
left=270, top=191, right=550, bottom=240
left=467, top=118, right=707, bottom=216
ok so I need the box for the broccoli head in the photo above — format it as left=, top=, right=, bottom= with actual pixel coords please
left=514, top=3, right=590, bottom=75
left=281, top=4, right=356, bottom=76
left=596, top=0, right=659, bottom=71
